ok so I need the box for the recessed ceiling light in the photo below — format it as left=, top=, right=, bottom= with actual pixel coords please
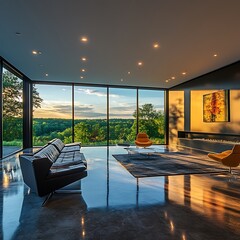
left=213, top=54, right=218, bottom=57
left=80, top=76, right=84, bottom=79
left=165, top=80, right=169, bottom=82
left=153, top=43, right=159, bottom=48
left=32, top=50, right=42, bottom=55
left=138, top=62, right=143, bottom=66
left=121, top=79, right=123, bottom=82
left=182, top=72, right=187, bottom=75
left=128, top=71, right=131, bottom=75
left=171, top=76, right=175, bottom=80
left=81, top=69, right=86, bottom=72
left=81, top=57, right=87, bottom=61
left=45, top=73, right=48, bottom=77
left=81, top=37, right=88, bottom=42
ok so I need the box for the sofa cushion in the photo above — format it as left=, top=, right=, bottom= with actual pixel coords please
left=50, top=138, right=81, bottom=153
left=58, top=152, right=87, bottom=166
left=58, top=151, right=81, bottom=161
left=62, top=145, right=80, bottom=152
left=50, top=139, right=65, bottom=152
left=34, top=144, right=60, bottom=163
left=51, top=160, right=83, bottom=169
left=48, top=163, right=86, bottom=178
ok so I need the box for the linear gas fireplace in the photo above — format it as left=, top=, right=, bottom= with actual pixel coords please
left=178, top=131, right=240, bottom=152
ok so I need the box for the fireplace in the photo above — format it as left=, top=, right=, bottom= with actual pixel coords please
left=177, top=131, right=240, bottom=152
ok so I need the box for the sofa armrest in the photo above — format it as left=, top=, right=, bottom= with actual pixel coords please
left=19, top=155, right=53, bottom=195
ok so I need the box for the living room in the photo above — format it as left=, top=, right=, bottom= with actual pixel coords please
left=1, top=1, right=240, bottom=240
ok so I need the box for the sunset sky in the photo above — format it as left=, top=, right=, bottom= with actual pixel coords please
left=33, top=85, right=164, bottom=119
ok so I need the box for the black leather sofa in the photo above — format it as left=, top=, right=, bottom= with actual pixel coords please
left=19, top=139, right=87, bottom=205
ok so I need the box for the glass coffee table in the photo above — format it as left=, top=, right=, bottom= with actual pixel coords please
left=124, top=147, right=161, bottom=159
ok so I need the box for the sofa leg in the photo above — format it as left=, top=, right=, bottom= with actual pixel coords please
left=55, top=189, right=82, bottom=194
left=42, top=192, right=54, bottom=207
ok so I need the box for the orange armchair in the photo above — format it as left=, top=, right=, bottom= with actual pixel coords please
left=208, top=144, right=240, bottom=173
left=135, top=132, right=153, bottom=148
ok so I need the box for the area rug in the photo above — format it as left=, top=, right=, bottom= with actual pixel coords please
left=112, top=152, right=227, bottom=178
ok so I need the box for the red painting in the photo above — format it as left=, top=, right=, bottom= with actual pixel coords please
left=203, top=90, right=229, bottom=122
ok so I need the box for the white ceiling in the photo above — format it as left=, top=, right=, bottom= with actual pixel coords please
left=1, top=0, right=240, bottom=88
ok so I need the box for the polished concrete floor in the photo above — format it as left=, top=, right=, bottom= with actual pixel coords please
left=1, top=146, right=240, bottom=240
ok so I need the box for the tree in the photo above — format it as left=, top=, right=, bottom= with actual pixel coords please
left=3, top=71, right=23, bottom=118
left=2, top=70, right=43, bottom=142
left=131, top=103, right=165, bottom=142
left=3, top=71, right=42, bottom=117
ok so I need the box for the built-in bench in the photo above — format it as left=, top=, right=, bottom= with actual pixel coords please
left=19, top=139, right=87, bottom=205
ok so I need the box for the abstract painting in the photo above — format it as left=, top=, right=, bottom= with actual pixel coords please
left=203, top=90, right=229, bottom=122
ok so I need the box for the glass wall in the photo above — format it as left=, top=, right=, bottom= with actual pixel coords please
left=109, top=88, right=137, bottom=145
left=74, top=86, right=107, bottom=146
left=32, top=85, right=72, bottom=146
left=0, top=60, right=166, bottom=158
left=138, top=90, right=165, bottom=144
left=2, top=67, right=23, bottom=157
left=31, top=84, right=166, bottom=147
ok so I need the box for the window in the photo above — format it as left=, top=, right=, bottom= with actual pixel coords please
left=33, top=85, right=72, bottom=146
left=31, top=84, right=166, bottom=147
left=2, top=67, right=23, bottom=157
left=109, top=88, right=137, bottom=145
left=74, top=86, right=107, bottom=146
left=138, top=89, right=165, bottom=144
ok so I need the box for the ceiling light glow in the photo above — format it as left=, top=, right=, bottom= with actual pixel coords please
left=81, top=57, right=87, bottom=61
left=182, top=72, right=187, bottom=75
left=32, top=50, right=42, bottom=55
left=153, top=43, right=159, bottom=48
left=213, top=54, right=218, bottom=57
left=81, top=37, right=88, bottom=42
left=138, top=62, right=143, bottom=66
left=81, top=69, right=86, bottom=72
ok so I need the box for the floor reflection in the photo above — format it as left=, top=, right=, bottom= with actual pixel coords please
left=0, top=146, right=240, bottom=239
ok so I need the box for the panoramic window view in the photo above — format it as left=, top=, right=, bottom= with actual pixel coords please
left=138, top=89, right=165, bottom=144
left=74, top=86, right=107, bottom=145
left=32, top=85, right=165, bottom=146
left=109, top=88, right=136, bottom=145
left=2, top=67, right=23, bottom=157
left=33, top=84, right=72, bottom=146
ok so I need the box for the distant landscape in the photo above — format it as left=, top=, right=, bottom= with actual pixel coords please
left=33, top=117, right=165, bottom=146
left=3, top=116, right=165, bottom=147
left=2, top=70, right=165, bottom=150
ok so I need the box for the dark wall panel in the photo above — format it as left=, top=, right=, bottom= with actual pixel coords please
left=171, top=61, right=240, bottom=91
